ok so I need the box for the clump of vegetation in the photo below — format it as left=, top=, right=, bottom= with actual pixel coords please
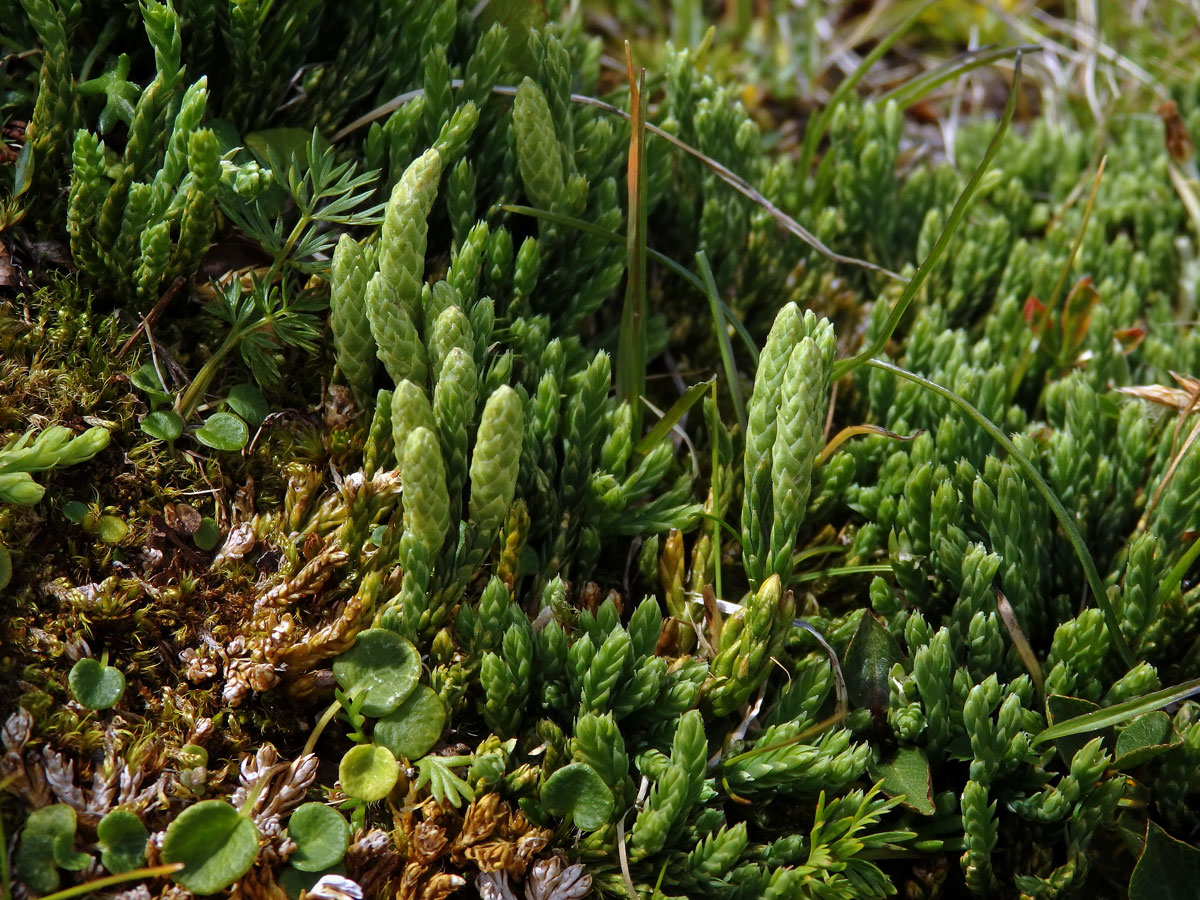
left=4, top=1, right=1200, bottom=899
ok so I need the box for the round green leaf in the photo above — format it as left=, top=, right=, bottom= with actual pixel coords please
left=97, top=515, right=128, bottom=544
left=141, top=410, right=184, bottom=442
left=162, top=800, right=259, bottom=895
left=97, top=809, right=148, bottom=874
left=539, top=763, right=614, bottom=830
left=195, top=412, right=250, bottom=451
left=226, top=383, right=269, bottom=428
left=68, top=657, right=126, bottom=710
left=130, top=363, right=170, bottom=403
left=338, top=744, right=398, bottom=802
left=373, top=685, right=446, bottom=761
left=287, top=803, right=350, bottom=872
left=332, top=628, right=420, bottom=717
left=62, top=501, right=90, bottom=524
left=194, top=517, right=221, bottom=551
left=16, top=804, right=90, bottom=891
left=15, top=830, right=59, bottom=894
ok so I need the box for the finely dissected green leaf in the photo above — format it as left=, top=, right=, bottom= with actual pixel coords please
left=413, top=754, right=474, bottom=808
left=161, top=800, right=259, bottom=895
left=331, top=628, right=421, bottom=717
left=286, top=804, right=350, bottom=873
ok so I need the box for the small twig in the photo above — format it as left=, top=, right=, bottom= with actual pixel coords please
left=116, top=276, right=186, bottom=359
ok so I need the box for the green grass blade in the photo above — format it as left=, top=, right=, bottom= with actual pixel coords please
left=695, top=250, right=746, bottom=429
left=1156, top=531, right=1200, bottom=609
left=1032, top=677, right=1200, bottom=746
left=635, top=378, right=715, bottom=455
left=881, top=44, right=1040, bottom=109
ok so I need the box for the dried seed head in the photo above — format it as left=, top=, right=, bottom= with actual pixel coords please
left=302, top=874, right=363, bottom=900
left=3, top=708, right=32, bottom=752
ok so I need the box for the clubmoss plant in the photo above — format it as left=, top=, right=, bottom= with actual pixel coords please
left=8, top=2, right=1200, bottom=900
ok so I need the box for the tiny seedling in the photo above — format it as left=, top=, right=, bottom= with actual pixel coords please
left=62, top=500, right=128, bottom=544
left=16, top=805, right=92, bottom=894
left=133, top=363, right=270, bottom=452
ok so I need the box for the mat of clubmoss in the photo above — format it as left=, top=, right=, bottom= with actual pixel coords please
left=4, top=1, right=1200, bottom=899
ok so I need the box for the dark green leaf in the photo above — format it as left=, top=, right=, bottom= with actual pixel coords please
left=539, top=763, right=614, bottom=830
left=68, top=658, right=126, bottom=710
left=245, top=128, right=314, bottom=167
left=194, top=518, right=221, bottom=551
left=130, top=362, right=169, bottom=397
left=97, top=809, right=149, bottom=874
left=62, top=501, right=89, bottom=524
left=162, top=800, right=259, bottom=895
left=287, top=804, right=350, bottom=873
left=1043, top=695, right=1108, bottom=762
left=226, top=383, right=269, bottom=428
left=1129, top=822, right=1200, bottom=900
left=195, top=413, right=250, bottom=451
left=142, top=410, right=184, bottom=442
left=843, top=611, right=902, bottom=720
